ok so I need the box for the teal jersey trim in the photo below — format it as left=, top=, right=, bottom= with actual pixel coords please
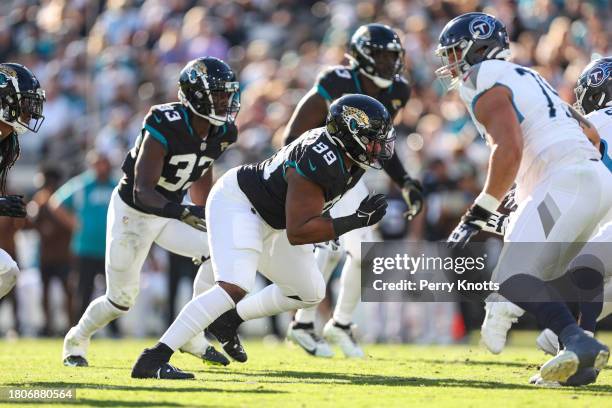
left=330, top=143, right=346, bottom=175
left=144, top=124, right=168, bottom=151
left=316, top=84, right=333, bottom=102
left=180, top=107, right=195, bottom=138
left=350, top=69, right=363, bottom=94
left=284, top=160, right=307, bottom=178
left=471, top=83, right=525, bottom=123
left=601, top=139, right=612, bottom=173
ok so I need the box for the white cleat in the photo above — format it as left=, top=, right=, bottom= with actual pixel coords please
left=323, top=320, right=364, bottom=358
left=529, top=373, right=561, bottom=388
left=287, top=322, right=334, bottom=358
left=536, top=329, right=559, bottom=356
left=62, top=327, right=90, bottom=366
left=480, top=301, right=524, bottom=354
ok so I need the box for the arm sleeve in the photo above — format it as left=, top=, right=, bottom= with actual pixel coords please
left=382, top=150, right=409, bottom=187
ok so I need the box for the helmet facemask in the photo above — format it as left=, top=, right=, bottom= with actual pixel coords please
left=329, top=117, right=395, bottom=170
left=15, top=89, right=46, bottom=134
left=435, top=40, right=472, bottom=91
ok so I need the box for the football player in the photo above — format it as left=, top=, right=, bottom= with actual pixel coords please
left=0, top=63, right=45, bottom=299
left=131, top=94, right=393, bottom=379
left=62, top=57, right=239, bottom=368
left=282, top=23, right=423, bottom=358
left=437, top=13, right=611, bottom=384
left=530, top=57, right=612, bottom=386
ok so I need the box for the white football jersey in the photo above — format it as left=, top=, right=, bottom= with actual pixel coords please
left=458, top=59, right=600, bottom=202
left=586, top=107, right=612, bottom=173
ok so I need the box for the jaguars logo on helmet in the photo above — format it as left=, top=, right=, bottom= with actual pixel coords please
left=342, top=105, right=370, bottom=135
left=574, top=57, right=612, bottom=114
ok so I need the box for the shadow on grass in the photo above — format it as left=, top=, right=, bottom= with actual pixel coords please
left=197, top=368, right=612, bottom=394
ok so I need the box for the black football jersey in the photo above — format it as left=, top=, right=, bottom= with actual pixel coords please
left=237, top=128, right=365, bottom=229
left=118, top=102, right=237, bottom=212
left=315, top=65, right=410, bottom=119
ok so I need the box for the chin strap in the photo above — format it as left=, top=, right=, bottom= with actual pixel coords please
left=359, top=69, right=393, bottom=88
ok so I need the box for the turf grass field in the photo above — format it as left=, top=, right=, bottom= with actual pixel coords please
left=1, top=332, right=611, bottom=407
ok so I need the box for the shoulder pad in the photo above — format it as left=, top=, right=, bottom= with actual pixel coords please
left=586, top=108, right=612, bottom=133
left=461, top=59, right=512, bottom=93
left=289, top=133, right=345, bottom=189
left=315, top=66, right=355, bottom=101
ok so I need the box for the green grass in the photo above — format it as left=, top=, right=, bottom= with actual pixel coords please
left=0, top=333, right=611, bottom=407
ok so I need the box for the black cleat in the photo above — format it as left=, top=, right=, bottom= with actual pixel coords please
left=63, top=355, right=88, bottom=367
left=541, top=327, right=609, bottom=383
left=562, top=367, right=600, bottom=386
left=131, top=347, right=194, bottom=379
left=202, top=345, right=230, bottom=366
left=207, top=309, right=247, bottom=363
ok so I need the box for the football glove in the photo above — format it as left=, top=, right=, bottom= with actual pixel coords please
left=0, top=195, right=26, bottom=218
left=180, top=205, right=207, bottom=232
left=332, top=194, right=388, bottom=237
left=356, top=194, right=388, bottom=227
left=447, top=194, right=507, bottom=248
left=401, top=177, right=424, bottom=220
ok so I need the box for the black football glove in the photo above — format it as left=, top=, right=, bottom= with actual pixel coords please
left=447, top=204, right=508, bottom=248
left=332, top=194, right=388, bottom=237
left=401, top=177, right=424, bottom=220
left=0, top=195, right=26, bottom=218
left=180, top=205, right=207, bottom=232
left=356, top=194, right=388, bottom=226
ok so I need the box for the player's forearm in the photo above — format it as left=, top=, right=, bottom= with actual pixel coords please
left=286, top=216, right=336, bottom=245
left=482, top=143, right=521, bottom=202
left=134, top=186, right=183, bottom=219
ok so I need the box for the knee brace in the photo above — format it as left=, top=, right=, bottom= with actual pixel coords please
left=108, top=231, right=142, bottom=273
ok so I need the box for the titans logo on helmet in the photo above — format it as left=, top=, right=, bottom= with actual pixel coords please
left=587, top=64, right=610, bottom=87
left=469, top=15, right=496, bottom=39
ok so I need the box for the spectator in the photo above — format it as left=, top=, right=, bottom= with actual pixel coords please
left=28, top=166, right=73, bottom=336
left=49, top=151, right=119, bottom=335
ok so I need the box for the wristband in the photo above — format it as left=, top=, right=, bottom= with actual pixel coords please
left=162, top=202, right=185, bottom=219
left=332, top=215, right=362, bottom=238
left=474, top=192, right=501, bottom=213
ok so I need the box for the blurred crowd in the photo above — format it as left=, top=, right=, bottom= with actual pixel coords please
left=0, top=0, right=610, bottom=339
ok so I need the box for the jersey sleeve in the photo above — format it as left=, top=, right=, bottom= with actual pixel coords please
left=459, top=60, right=510, bottom=108
left=141, top=107, right=171, bottom=152
left=285, top=139, right=345, bottom=191
left=392, top=76, right=411, bottom=110
left=314, top=66, right=354, bottom=103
